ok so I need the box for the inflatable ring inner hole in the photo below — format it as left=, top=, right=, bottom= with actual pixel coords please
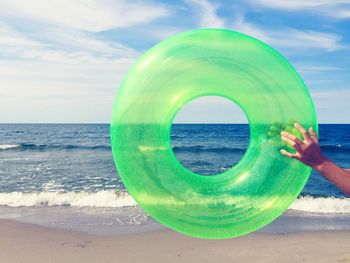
left=169, top=95, right=251, bottom=177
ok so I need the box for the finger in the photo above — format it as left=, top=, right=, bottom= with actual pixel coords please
left=280, top=149, right=300, bottom=159
left=309, top=127, right=318, bottom=143
left=281, top=135, right=302, bottom=152
left=294, top=123, right=311, bottom=142
left=281, top=132, right=303, bottom=147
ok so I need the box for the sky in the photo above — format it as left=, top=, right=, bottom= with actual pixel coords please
left=0, top=0, right=349, bottom=123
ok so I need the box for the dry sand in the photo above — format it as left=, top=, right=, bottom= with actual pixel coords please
left=0, top=219, right=350, bottom=263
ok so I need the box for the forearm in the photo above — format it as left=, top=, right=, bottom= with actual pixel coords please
left=314, top=159, right=350, bottom=196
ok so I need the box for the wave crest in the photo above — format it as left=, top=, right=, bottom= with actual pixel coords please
left=0, top=143, right=110, bottom=151
left=0, top=190, right=136, bottom=208
left=0, top=144, right=19, bottom=150
left=290, top=196, right=350, bottom=214
left=0, top=191, right=349, bottom=214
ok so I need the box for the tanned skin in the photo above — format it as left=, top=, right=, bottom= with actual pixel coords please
left=281, top=123, right=350, bottom=196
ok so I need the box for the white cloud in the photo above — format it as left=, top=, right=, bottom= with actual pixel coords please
left=251, top=0, right=350, bottom=19
left=0, top=0, right=161, bottom=122
left=0, top=0, right=348, bottom=123
left=269, top=29, right=345, bottom=52
left=0, top=56, right=136, bottom=123
left=0, top=22, right=44, bottom=50
left=0, top=0, right=169, bottom=63
left=294, top=65, right=342, bottom=74
left=186, top=0, right=225, bottom=28
left=232, top=16, right=345, bottom=52
left=185, top=2, right=344, bottom=52
left=39, top=28, right=137, bottom=58
left=0, top=0, right=169, bottom=32
left=232, top=15, right=270, bottom=41
left=0, top=24, right=137, bottom=122
left=0, top=23, right=137, bottom=64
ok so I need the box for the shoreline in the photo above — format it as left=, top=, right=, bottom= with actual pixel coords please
left=1, top=219, right=350, bottom=263
left=1, top=205, right=350, bottom=236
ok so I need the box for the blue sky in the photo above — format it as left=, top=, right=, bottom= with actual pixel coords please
left=0, top=0, right=349, bottom=123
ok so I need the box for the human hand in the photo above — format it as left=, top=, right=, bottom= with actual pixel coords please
left=280, top=123, right=326, bottom=169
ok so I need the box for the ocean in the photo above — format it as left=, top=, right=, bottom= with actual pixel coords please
left=0, top=123, right=349, bottom=235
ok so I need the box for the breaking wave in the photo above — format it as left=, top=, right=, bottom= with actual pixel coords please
left=0, top=191, right=349, bottom=215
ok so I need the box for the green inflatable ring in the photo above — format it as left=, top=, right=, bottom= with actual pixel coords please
left=111, top=29, right=318, bottom=239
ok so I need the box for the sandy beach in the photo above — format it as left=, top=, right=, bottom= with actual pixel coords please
left=0, top=219, right=349, bottom=263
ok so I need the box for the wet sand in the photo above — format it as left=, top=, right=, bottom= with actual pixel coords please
left=1, top=219, right=350, bottom=263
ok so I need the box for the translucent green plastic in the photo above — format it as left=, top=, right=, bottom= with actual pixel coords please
left=110, top=29, right=318, bottom=239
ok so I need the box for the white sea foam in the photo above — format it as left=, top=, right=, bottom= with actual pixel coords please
left=0, top=191, right=349, bottom=214
left=290, top=196, right=350, bottom=214
left=0, top=190, right=137, bottom=208
left=0, top=144, right=19, bottom=150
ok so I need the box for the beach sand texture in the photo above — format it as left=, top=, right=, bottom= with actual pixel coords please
left=1, top=219, right=350, bottom=263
